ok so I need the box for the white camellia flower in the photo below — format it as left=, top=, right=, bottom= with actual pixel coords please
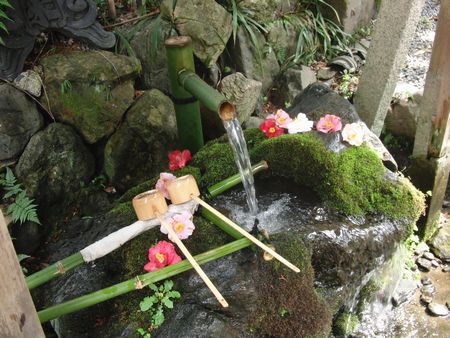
left=286, top=113, right=314, bottom=134
left=341, top=122, right=365, bottom=146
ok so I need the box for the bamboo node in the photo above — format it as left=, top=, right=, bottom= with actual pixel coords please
left=54, top=262, right=66, bottom=275
left=134, top=276, right=147, bottom=290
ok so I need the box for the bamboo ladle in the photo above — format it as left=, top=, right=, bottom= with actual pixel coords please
left=132, top=189, right=228, bottom=307
left=166, top=175, right=300, bottom=273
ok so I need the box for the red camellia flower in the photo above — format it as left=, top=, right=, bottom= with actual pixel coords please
left=259, top=119, right=284, bottom=138
left=144, top=240, right=182, bottom=272
left=168, top=149, right=192, bottom=171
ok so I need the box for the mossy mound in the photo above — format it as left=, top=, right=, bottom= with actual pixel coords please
left=193, top=128, right=425, bottom=221
left=252, top=233, right=332, bottom=338
left=334, top=312, right=359, bottom=337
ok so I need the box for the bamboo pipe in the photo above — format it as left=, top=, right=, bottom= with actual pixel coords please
left=38, top=238, right=250, bottom=323
left=167, top=175, right=300, bottom=273
left=132, top=190, right=228, bottom=307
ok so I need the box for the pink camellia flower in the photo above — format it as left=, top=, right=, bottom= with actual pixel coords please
left=341, top=123, right=365, bottom=146
left=259, top=119, right=285, bottom=138
left=144, top=240, right=182, bottom=272
left=155, top=172, right=176, bottom=199
left=267, top=109, right=292, bottom=128
left=161, top=211, right=195, bottom=240
left=316, top=114, right=342, bottom=133
left=168, top=150, right=191, bottom=171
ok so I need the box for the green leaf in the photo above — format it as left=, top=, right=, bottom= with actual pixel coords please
left=152, top=309, right=165, bottom=327
left=149, top=283, right=158, bottom=292
left=163, top=279, right=173, bottom=292
left=162, top=297, right=173, bottom=309
left=168, top=290, right=181, bottom=299
left=139, top=297, right=153, bottom=312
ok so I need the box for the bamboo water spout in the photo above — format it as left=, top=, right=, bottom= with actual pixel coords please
left=132, top=189, right=228, bottom=308
left=166, top=175, right=301, bottom=273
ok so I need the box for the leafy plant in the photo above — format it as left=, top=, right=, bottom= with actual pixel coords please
left=0, top=168, right=40, bottom=224
left=60, top=79, right=72, bottom=94
left=0, top=0, right=12, bottom=45
left=338, top=70, right=359, bottom=100
left=17, top=253, right=30, bottom=274
left=138, top=280, right=181, bottom=335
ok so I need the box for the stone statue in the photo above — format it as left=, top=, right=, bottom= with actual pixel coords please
left=0, top=0, right=116, bottom=80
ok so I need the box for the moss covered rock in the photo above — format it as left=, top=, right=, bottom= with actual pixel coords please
left=40, top=51, right=141, bottom=143
left=194, top=128, right=424, bottom=221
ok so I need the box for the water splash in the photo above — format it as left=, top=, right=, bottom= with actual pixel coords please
left=223, top=118, right=258, bottom=215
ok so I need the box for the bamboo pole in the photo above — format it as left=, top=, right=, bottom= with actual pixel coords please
left=165, top=36, right=204, bottom=153
left=107, top=0, right=116, bottom=20
left=26, top=163, right=268, bottom=290
left=0, top=210, right=44, bottom=337
left=38, top=238, right=251, bottom=323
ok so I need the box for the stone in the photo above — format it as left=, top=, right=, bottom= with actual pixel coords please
left=423, top=251, right=435, bottom=260
left=266, top=19, right=297, bottom=58
left=414, top=242, right=430, bottom=255
left=421, top=276, right=432, bottom=285
left=288, top=83, right=397, bottom=169
left=354, top=0, right=426, bottom=136
left=13, top=70, right=42, bottom=97
left=410, top=264, right=418, bottom=271
left=430, top=224, right=450, bottom=262
left=385, top=95, right=422, bottom=139
left=280, top=66, right=317, bottom=105
left=219, top=72, right=262, bottom=124
left=104, top=89, right=177, bottom=191
left=244, top=116, right=264, bottom=129
left=431, top=260, right=440, bottom=268
left=240, top=0, right=290, bottom=22
left=161, top=0, right=232, bottom=67
left=317, top=67, right=337, bottom=81
left=443, top=266, right=450, bottom=273
left=0, top=84, right=43, bottom=161
left=226, top=27, right=280, bottom=92
left=128, top=18, right=172, bottom=92
left=15, top=123, right=94, bottom=207
left=10, top=220, right=43, bottom=255
left=416, top=257, right=432, bottom=271
left=39, top=51, right=140, bottom=144
left=321, top=0, right=378, bottom=34
left=420, top=294, right=433, bottom=304
left=421, top=284, right=436, bottom=295
left=427, top=303, right=449, bottom=317
left=392, top=279, right=417, bottom=307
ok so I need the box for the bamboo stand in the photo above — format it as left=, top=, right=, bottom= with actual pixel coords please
left=132, top=190, right=228, bottom=307
left=166, top=175, right=300, bottom=273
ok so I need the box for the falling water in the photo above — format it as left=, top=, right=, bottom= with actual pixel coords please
left=223, top=118, right=258, bottom=215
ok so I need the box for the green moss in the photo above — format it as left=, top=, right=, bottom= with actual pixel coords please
left=192, top=143, right=237, bottom=188
left=252, top=233, right=332, bottom=338
left=117, top=166, right=202, bottom=203
left=334, top=312, right=359, bottom=337
left=107, top=201, right=137, bottom=225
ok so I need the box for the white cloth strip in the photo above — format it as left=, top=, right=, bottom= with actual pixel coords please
left=80, top=200, right=199, bottom=262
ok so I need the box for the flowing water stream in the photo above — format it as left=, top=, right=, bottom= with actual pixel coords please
left=223, top=118, right=258, bottom=215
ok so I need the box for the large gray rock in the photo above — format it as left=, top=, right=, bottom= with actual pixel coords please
left=219, top=72, right=262, bottom=124
left=16, top=123, right=94, bottom=207
left=104, top=89, right=177, bottom=191
left=161, top=0, right=232, bottom=67
left=322, top=0, right=378, bottom=33
left=39, top=51, right=141, bottom=144
left=0, top=84, right=43, bottom=161
left=289, top=83, right=397, bottom=170
left=129, top=18, right=172, bottom=93
left=267, top=20, right=298, bottom=59
left=240, top=0, right=291, bottom=22
left=227, top=27, right=280, bottom=92
left=279, top=65, right=317, bottom=105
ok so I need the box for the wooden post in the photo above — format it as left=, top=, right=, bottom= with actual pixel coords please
left=411, top=0, right=450, bottom=240
left=107, top=0, right=116, bottom=20
left=0, top=211, right=44, bottom=338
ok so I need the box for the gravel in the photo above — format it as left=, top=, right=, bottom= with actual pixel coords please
left=399, top=0, right=440, bottom=89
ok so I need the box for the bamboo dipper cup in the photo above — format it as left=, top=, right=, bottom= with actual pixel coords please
left=166, top=175, right=300, bottom=273
left=132, top=189, right=228, bottom=307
